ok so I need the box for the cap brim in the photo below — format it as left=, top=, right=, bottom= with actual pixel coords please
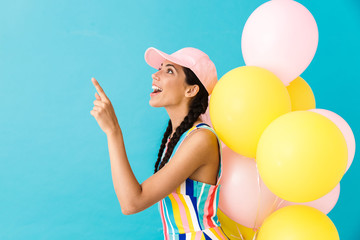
left=144, top=47, right=189, bottom=69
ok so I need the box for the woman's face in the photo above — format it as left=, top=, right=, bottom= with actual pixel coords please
left=149, top=59, right=189, bottom=108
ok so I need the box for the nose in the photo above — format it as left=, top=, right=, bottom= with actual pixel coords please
left=152, top=72, right=159, bottom=81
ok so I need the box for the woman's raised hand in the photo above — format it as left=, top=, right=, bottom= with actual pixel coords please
left=90, top=77, right=121, bottom=135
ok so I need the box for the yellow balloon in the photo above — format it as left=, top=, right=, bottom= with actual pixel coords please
left=256, top=110, right=347, bottom=202
left=286, top=76, right=316, bottom=111
left=217, top=208, right=256, bottom=240
left=257, top=205, right=340, bottom=240
left=209, top=66, right=291, bottom=158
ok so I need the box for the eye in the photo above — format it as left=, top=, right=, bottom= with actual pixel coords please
left=167, top=69, right=173, bottom=74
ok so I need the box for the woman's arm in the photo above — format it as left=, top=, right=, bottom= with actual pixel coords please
left=107, top=127, right=218, bottom=215
left=90, top=77, right=219, bottom=215
left=106, top=128, right=142, bottom=215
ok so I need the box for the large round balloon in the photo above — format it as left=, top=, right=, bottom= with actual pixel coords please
left=242, top=0, right=318, bottom=86
left=218, top=146, right=277, bottom=229
left=309, top=109, right=356, bottom=173
left=286, top=76, right=316, bottom=111
left=256, top=110, right=347, bottom=202
left=209, top=66, right=291, bottom=158
left=257, top=205, right=340, bottom=240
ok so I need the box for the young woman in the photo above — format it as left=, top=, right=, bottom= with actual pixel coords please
left=90, top=47, right=229, bottom=239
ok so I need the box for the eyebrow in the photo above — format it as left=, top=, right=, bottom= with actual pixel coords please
left=160, top=63, right=178, bottom=72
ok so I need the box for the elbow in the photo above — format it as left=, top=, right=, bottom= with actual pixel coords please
left=120, top=201, right=138, bottom=215
left=121, top=205, right=137, bottom=215
left=121, top=208, right=131, bottom=215
left=116, top=190, right=142, bottom=215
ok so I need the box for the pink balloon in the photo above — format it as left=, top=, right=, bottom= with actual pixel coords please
left=218, top=146, right=278, bottom=229
left=309, top=109, right=356, bottom=173
left=276, top=184, right=340, bottom=214
left=241, top=0, right=318, bottom=86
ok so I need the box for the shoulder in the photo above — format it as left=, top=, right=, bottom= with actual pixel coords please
left=181, top=126, right=219, bottom=154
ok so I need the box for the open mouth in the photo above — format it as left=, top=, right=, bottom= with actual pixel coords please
left=151, top=85, right=163, bottom=95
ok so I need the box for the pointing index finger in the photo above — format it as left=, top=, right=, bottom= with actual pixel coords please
left=91, top=77, right=108, bottom=101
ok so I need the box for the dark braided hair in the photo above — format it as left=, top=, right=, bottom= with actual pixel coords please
left=154, top=67, right=209, bottom=173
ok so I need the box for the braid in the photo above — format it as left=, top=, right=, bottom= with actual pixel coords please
left=153, top=120, right=172, bottom=173
left=154, top=67, right=209, bottom=173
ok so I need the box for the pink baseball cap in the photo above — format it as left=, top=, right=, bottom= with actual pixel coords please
left=144, top=47, right=218, bottom=95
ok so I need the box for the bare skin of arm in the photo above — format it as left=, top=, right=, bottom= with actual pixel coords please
left=90, top=77, right=220, bottom=215
left=107, top=126, right=219, bottom=215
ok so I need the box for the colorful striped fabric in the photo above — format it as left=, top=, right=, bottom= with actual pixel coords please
left=157, top=123, right=229, bottom=240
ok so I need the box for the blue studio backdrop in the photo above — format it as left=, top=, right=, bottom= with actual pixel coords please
left=0, top=0, right=359, bottom=239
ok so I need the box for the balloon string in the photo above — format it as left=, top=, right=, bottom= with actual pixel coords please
left=275, top=198, right=285, bottom=210
left=267, top=195, right=284, bottom=219
left=252, top=228, right=259, bottom=240
left=261, top=193, right=284, bottom=227
left=270, top=196, right=279, bottom=215
left=235, top=225, right=245, bottom=240
left=253, top=162, right=262, bottom=230
left=228, top=234, right=242, bottom=240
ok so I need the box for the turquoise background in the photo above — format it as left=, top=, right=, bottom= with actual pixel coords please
left=0, top=0, right=359, bottom=239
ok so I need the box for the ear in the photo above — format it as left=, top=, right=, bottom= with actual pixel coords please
left=185, top=85, right=199, bottom=98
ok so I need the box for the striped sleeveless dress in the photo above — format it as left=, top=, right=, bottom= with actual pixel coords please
left=157, top=123, right=229, bottom=240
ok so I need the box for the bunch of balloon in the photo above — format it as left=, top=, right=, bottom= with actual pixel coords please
left=203, top=0, right=356, bottom=239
